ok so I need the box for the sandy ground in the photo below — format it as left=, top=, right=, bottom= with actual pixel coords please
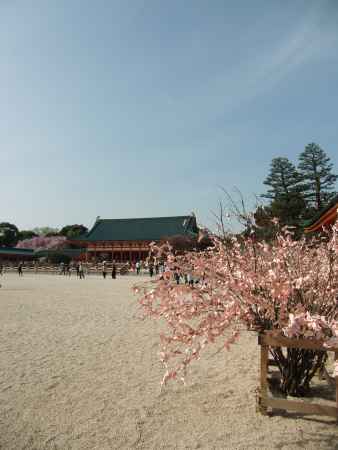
left=0, top=273, right=337, bottom=450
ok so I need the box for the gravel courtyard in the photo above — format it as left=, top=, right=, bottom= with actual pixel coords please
left=0, top=273, right=337, bottom=450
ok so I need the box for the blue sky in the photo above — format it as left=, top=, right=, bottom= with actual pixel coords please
left=1, top=1, right=338, bottom=231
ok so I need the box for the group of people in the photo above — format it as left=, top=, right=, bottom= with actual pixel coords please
left=173, top=270, right=197, bottom=286
left=0, top=261, right=24, bottom=285
left=0, top=259, right=193, bottom=283
left=0, top=262, right=24, bottom=278
left=134, top=260, right=197, bottom=285
left=101, top=261, right=117, bottom=279
left=134, top=260, right=164, bottom=277
left=58, top=260, right=124, bottom=279
left=59, top=261, right=86, bottom=279
left=85, top=259, right=166, bottom=278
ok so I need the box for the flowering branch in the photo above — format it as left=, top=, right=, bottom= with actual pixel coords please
left=135, top=221, right=338, bottom=389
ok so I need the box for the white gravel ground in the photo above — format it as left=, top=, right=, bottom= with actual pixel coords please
left=0, top=273, right=337, bottom=450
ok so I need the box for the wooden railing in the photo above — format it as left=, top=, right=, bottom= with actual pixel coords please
left=257, top=332, right=338, bottom=420
left=0, top=263, right=135, bottom=275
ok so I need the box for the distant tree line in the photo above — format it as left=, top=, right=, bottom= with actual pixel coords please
left=0, top=223, right=88, bottom=248
left=254, top=142, right=337, bottom=238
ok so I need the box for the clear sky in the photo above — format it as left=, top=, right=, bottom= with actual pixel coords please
left=1, top=1, right=338, bottom=231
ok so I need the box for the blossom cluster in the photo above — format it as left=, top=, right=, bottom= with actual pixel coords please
left=282, top=312, right=337, bottom=341
left=135, top=222, right=338, bottom=385
left=282, top=312, right=338, bottom=377
left=16, top=235, right=66, bottom=250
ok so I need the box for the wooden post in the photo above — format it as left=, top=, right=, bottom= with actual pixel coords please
left=257, top=332, right=338, bottom=419
left=258, top=334, right=269, bottom=415
left=335, top=351, right=338, bottom=414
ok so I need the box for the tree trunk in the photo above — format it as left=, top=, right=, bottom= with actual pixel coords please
left=270, top=347, right=327, bottom=397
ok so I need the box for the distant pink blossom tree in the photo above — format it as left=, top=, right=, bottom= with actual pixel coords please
left=135, top=221, right=338, bottom=396
left=16, top=235, right=66, bottom=250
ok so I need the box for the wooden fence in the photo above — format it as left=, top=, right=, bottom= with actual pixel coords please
left=1, top=263, right=134, bottom=275
left=257, top=332, right=338, bottom=420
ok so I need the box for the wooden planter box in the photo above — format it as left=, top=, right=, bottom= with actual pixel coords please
left=257, top=332, right=338, bottom=420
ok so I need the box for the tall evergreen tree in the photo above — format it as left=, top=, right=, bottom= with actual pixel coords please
left=262, top=157, right=305, bottom=230
left=298, top=143, right=337, bottom=211
left=263, top=157, right=301, bottom=200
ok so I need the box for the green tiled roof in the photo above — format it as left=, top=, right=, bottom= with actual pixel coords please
left=79, top=215, right=198, bottom=242
left=34, top=248, right=85, bottom=257
left=302, top=194, right=338, bottom=228
left=0, top=247, right=85, bottom=258
left=0, top=247, right=35, bottom=256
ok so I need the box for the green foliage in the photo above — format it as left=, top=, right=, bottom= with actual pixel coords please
left=298, top=143, right=338, bottom=211
left=33, top=227, right=60, bottom=237
left=60, top=224, right=88, bottom=239
left=259, top=144, right=337, bottom=238
left=270, top=194, right=306, bottom=227
left=263, top=157, right=301, bottom=200
left=252, top=206, right=278, bottom=241
left=0, top=222, right=19, bottom=247
left=262, top=157, right=304, bottom=232
left=18, top=230, right=38, bottom=241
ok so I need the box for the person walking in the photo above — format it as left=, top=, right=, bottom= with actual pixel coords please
left=187, top=273, right=194, bottom=287
left=70, top=261, right=75, bottom=277
left=135, top=260, right=140, bottom=275
left=102, top=261, right=107, bottom=279
left=174, top=270, right=180, bottom=285
left=18, top=261, right=23, bottom=277
left=111, top=262, right=117, bottom=279
left=0, top=262, right=4, bottom=287
left=79, top=262, right=85, bottom=279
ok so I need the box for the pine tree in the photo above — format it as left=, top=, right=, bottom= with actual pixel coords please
left=298, top=143, right=337, bottom=211
left=263, top=157, right=301, bottom=200
left=262, top=157, right=305, bottom=230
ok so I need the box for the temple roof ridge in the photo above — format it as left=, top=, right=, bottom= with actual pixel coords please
left=96, top=214, right=193, bottom=222
left=77, top=214, right=198, bottom=242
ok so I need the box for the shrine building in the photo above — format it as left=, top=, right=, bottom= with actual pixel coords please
left=72, top=215, right=198, bottom=262
left=304, top=194, right=338, bottom=233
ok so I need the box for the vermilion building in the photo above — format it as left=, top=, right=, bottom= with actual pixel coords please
left=304, top=194, right=338, bottom=233
left=72, top=215, right=198, bottom=262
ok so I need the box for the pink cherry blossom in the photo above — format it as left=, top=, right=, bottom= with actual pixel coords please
left=16, top=235, right=66, bottom=250
left=135, top=220, right=338, bottom=385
